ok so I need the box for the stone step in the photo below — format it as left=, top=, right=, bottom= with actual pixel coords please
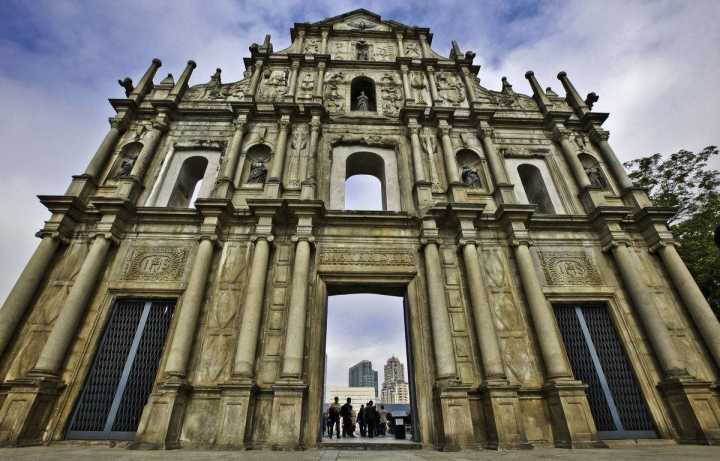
left=321, top=441, right=422, bottom=450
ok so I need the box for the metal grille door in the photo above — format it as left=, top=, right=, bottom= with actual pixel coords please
left=554, top=304, right=655, bottom=439
left=67, top=300, right=175, bottom=440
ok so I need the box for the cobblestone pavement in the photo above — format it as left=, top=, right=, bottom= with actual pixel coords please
left=0, top=442, right=718, bottom=461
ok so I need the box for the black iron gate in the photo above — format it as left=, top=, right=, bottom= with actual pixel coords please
left=67, top=299, right=175, bottom=440
left=553, top=303, right=656, bottom=439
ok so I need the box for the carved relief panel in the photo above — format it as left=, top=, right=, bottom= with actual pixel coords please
left=258, top=68, right=290, bottom=102
left=434, top=71, right=467, bottom=107
left=538, top=250, right=602, bottom=286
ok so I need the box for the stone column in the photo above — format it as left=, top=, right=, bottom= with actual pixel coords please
left=0, top=235, right=61, bottom=357
left=320, top=29, right=329, bottom=54
left=588, top=129, right=634, bottom=192
left=129, top=58, right=162, bottom=103
left=314, top=61, right=326, bottom=99
left=248, top=58, right=265, bottom=99
left=478, top=123, right=516, bottom=204
left=301, top=115, right=321, bottom=200
left=461, top=242, right=505, bottom=379
left=423, top=239, right=457, bottom=379
left=426, top=66, right=440, bottom=103
left=116, top=112, right=169, bottom=201
left=163, top=236, right=215, bottom=378
left=396, top=33, right=405, bottom=57
left=408, top=122, right=427, bottom=183
left=656, top=243, right=720, bottom=368
left=439, top=121, right=460, bottom=184
left=419, top=33, right=431, bottom=58
left=287, top=60, right=300, bottom=100
left=295, top=29, right=305, bottom=53
left=513, top=242, right=573, bottom=380
left=460, top=67, right=477, bottom=103
left=267, top=115, right=291, bottom=197
left=83, top=116, right=129, bottom=180
left=610, top=243, right=687, bottom=377
left=32, top=234, right=113, bottom=376
left=400, top=64, right=412, bottom=101
left=280, top=238, right=312, bottom=378
left=552, top=126, right=592, bottom=190
left=233, top=236, right=272, bottom=378
left=215, top=113, right=248, bottom=198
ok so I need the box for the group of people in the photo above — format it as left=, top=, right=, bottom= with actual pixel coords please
left=324, top=397, right=396, bottom=439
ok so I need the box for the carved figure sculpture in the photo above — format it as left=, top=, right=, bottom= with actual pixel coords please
left=584, top=165, right=607, bottom=189
left=247, top=160, right=267, bottom=184
left=303, top=39, right=320, bottom=54
left=299, top=73, right=315, bottom=98
left=356, top=91, right=369, bottom=111
left=259, top=69, right=289, bottom=101
left=436, top=72, right=466, bottom=104
left=118, top=77, right=134, bottom=97
left=356, top=40, right=370, bottom=61
left=461, top=166, right=482, bottom=188
left=404, top=42, right=421, bottom=58
left=421, top=132, right=442, bottom=191
left=116, top=158, right=135, bottom=178
left=410, top=72, right=427, bottom=104
left=324, top=72, right=346, bottom=112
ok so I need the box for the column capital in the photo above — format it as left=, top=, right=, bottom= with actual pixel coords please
left=34, top=229, right=71, bottom=245
left=87, top=231, right=120, bottom=246
left=588, top=128, right=610, bottom=143
left=233, top=112, right=249, bottom=129
left=551, top=124, right=571, bottom=142
left=290, top=59, right=301, bottom=69
left=250, top=234, right=274, bottom=244
left=477, top=122, right=495, bottom=140
left=425, top=64, right=436, bottom=72
left=109, top=115, right=130, bottom=131
left=310, top=115, right=321, bottom=130
left=152, top=113, right=170, bottom=132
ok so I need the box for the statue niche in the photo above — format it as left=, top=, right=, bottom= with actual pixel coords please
left=244, top=144, right=271, bottom=185
left=113, top=142, right=143, bottom=179
left=579, top=153, right=609, bottom=189
left=456, top=149, right=484, bottom=189
left=351, top=76, right=376, bottom=111
left=356, top=40, right=370, bottom=61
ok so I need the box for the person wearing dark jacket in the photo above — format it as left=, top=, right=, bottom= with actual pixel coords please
left=365, top=400, right=378, bottom=439
left=340, top=397, right=354, bottom=437
left=328, top=397, right=341, bottom=439
left=357, top=404, right=366, bottom=437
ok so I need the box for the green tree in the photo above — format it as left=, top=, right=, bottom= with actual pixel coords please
left=624, top=146, right=720, bottom=314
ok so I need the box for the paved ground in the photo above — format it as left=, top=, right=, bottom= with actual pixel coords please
left=0, top=442, right=718, bottom=460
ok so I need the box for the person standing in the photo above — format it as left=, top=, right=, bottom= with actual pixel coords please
left=365, top=400, right=378, bottom=439
left=357, top=404, right=366, bottom=437
left=328, top=396, right=341, bottom=439
left=378, top=404, right=387, bottom=436
left=340, top=397, right=354, bottom=437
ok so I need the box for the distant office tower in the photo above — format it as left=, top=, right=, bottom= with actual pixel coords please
left=381, top=356, right=410, bottom=404
left=349, top=360, right=378, bottom=397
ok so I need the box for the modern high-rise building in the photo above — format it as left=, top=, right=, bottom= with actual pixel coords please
left=349, top=360, right=378, bottom=397
left=381, top=356, right=410, bottom=404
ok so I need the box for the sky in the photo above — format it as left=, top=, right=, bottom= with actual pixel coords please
left=0, top=1, right=719, bottom=306
left=326, top=294, right=407, bottom=389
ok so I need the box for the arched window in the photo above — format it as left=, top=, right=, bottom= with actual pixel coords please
left=345, top=151, right=386, bottom=210
left=518, top=164, right=555, bottom=214
left=456, top=149, right=484, bottom=189
left=351, top=77, right=376, bottom=111
left=168, top=156, right=208, bottom=208
left=578, top=153, right=609, bottom=190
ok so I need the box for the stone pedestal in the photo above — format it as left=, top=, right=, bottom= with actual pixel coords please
left=0, top=376, right=62, bottom=446
left=268, top=381, right=306, bottom=450
left=659, top=377, right=720, bottom=445
left=543, top=380, right=603, bottom=448
left=265, top=178, right=282, bottom=199
left=439, top=385, right=477, bottom=450
left=216, top=381, right=256, bottom=448
left=480, top=381, right=531, bottom=449
left=448, top=183, right=466, bottom=202
left=414, top=182, right=434, bottom=210
left=133, top=380, right=190, bottom=449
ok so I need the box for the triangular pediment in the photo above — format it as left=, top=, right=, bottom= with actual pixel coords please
left=311, top=9, right=410, bottom=32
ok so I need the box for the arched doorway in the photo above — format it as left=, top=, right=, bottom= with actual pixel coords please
left=329, top=146, right=401, bottom=212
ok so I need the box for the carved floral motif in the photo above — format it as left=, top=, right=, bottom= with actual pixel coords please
left=319, top=247, right=415, bottom=267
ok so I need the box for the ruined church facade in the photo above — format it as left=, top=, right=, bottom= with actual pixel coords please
left=0, top=9, right=718, bottom=450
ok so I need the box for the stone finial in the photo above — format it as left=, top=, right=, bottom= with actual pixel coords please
left=585, top=92, right=599, bottom=110
left=501, top=76, right=514, bottom=95
left=557, top=70, right=589, bottom=116
left=170, top=60, right=197, bottom=99
left=545, top=86, right=558, bottom=97
left=525, top=70, right=552, bottom=113
left=118, top=77, right=133, bottom=97
left=129, top=57, right=162, bottom=103
left=210, top=68, right=221, bottom=85
left=160, top=73, right=175, bottom=86
left=450, top=40, right=462, bottom=60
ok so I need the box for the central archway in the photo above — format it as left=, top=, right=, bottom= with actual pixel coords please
left=329, top=145, right=401, bottom=212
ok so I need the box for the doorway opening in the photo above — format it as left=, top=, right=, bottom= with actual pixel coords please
left=553, top=303, right=657, bottom=440
left=321, top=290, right=419, bottom=446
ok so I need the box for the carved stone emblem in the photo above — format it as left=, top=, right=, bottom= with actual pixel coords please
left=539, top=251, right=602, bottom=286
left=124, top=246, right=189, bottom=281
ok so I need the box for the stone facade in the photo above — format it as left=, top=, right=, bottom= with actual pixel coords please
left=0, top=8, right=719, bottom=451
